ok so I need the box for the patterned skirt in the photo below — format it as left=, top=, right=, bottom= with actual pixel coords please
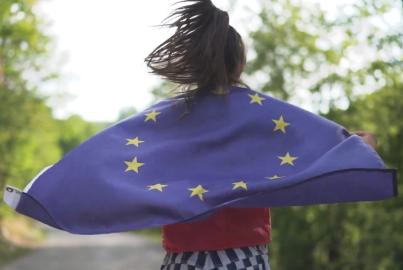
left=160, top=244, right=271, bottom=270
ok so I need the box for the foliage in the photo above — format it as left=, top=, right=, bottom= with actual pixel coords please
left=0, top=236, right=29, bottom=267
left=0, top=0, right=61, bottom=208
left=55, top=115, right=108, bottom=155
left=246, top=0, right=402, bottom=111
left=245, top=0, right=403, bottom=269
left=149, top=80, right=183, bottom=102
left=0, top=0, right=401, bottom=268
left=323, top=77, right=403, bottom=270
left=117, top=107, right=138, bottom=121
left=0, top=0, right=63, bottom=263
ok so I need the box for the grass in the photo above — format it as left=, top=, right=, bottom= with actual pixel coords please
left=0, top=215, right=47, bottom=267
left=0, top=237, right=31, bottom=267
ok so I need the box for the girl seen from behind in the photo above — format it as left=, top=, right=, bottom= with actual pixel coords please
left=145, top=0, right=272, bottom=269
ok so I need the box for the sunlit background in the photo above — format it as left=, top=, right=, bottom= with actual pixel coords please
left=37, top=0, right=263, bottom=122
left=1, top=0, right=402, bottom=269
left=35, top=0, right=397, bottom=122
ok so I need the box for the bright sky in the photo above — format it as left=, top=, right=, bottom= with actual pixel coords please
left=37, top=0, right=263, bottom=122
left=36, top=0, right=399, bottom=122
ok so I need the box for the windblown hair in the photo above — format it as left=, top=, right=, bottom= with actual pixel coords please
left=145, top=0, right=249, bottom=112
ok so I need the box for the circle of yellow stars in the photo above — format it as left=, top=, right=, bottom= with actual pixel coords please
left=121, top=91, right=299, bottom=202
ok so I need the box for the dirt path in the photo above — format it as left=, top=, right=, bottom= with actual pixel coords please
left=1, top=227, right=165, bottom=270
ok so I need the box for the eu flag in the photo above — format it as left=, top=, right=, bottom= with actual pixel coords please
left=3, top=85, right=398, bottom=234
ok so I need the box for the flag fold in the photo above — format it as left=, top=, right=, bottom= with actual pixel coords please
left=3, top=85, right=398, bottom=234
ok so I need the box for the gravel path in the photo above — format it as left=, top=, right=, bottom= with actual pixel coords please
left=1, top=227, right=165, bottom=270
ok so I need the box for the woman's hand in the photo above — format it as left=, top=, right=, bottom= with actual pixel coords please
left=352, top=130, right=378, bottom=150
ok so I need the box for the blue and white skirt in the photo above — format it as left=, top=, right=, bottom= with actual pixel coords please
left=160, top=244, right=271, bottom=270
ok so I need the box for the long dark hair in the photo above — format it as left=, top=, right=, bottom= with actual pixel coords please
left=145, top=0, right=249, bottom=113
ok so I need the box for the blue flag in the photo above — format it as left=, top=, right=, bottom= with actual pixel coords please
left=3, top=85, right=398, bottom=234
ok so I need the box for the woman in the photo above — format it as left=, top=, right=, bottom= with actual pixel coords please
left=144, top=1, right=378, bottom=269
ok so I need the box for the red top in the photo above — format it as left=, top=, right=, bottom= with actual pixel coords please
left=162, top=207, right=272, bottom=252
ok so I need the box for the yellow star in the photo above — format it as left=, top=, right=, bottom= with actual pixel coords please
left=126, top=137, right=144, bottom=147
left=232, top=180, right=248, bottom=190
left=144, top=110, right=161, bottom=122
left=124, top=156, right=145, bottom=173
left=278, top=152, right=298, bottom=166
left=188, top=184, right=208, bottom=201
left=248, top=93, right=266, bottom=105
left=265, top=174, right=284, bottom=180
left=272, top=115, right=290, bottom=133
left=147, top=183, right=168, bottom=192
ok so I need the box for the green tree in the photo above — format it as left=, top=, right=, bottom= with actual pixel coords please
left=117, top=107, right=138, bottom=121
left=56, top=115, right=107, bottom=155
left=0, top=1, right=64, bottom=263
left=244, top=0, right=402, bottom=269
left=323, top=70, right=403, bottom=269
left=0, top=0, right=61, bottom=204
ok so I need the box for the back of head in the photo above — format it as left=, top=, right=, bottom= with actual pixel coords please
left=145, top=0, right=248, bottom=108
